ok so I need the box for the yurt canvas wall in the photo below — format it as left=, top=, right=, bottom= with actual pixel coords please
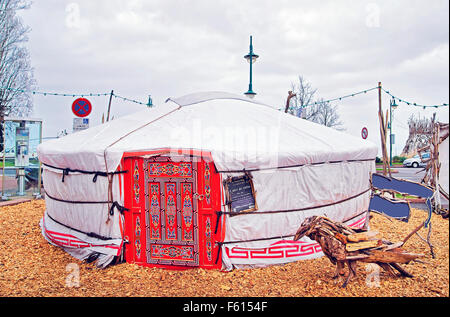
left=38, top=92, right=378, bottom=269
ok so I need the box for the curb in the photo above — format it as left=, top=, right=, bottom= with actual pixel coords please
left=0, top=198, right=32, bottom=207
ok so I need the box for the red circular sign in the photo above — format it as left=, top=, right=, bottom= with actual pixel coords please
left=72, top=98, right=92, bottom=117
left=361, top=127, right=368, bottom=139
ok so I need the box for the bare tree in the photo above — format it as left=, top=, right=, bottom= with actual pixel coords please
left=288, top=75, right=317, bottom=118
left=0, top=0, right=34, bottom=151
left=287, top=76, right=344, bottom=130
left=307, top=98, right=345, bottom=130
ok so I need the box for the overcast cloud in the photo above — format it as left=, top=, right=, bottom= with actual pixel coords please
left=18, top=0, right=449, bottom=155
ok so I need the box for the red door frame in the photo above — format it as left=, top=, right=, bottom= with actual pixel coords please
left=121, top=149, right=224, bottom=269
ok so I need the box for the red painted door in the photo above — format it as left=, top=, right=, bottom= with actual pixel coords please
left=145, top=156, right=199, bottom=266
left=123, top=154, right=222, bottom=269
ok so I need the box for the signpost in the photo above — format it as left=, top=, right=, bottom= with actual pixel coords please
left=72, top=98, right=92, bottom=132
left=361, top=127, right=368, bottom=140
left=72, top=98, right=92, bottom=117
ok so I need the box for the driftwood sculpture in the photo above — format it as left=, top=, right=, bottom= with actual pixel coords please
left=294, top=216, right=424, bottom=287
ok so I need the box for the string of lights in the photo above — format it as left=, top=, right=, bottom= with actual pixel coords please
left=0, top=86, right=150, bottom=106
left=289, top=85, right=448, bottom=111
left=0, top=86, right=110, bottom=97
left=301, top=86, right=380, bottom=108
left=112, top=93, right=149, bottom=106
left=381, top=87, right=449, bottom=109
left=1, top=84, right=448, bottom=109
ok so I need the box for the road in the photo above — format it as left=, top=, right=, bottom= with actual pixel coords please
left=392, top=167, right=448, bottom=209
left=393, top=166, right=426, bottom=183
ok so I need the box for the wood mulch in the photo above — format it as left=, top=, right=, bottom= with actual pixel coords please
left=0, top=199, right=448, bottom=297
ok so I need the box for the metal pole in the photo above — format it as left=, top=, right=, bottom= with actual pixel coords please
left=248, top=36, right=253, bottom=93
left=389, top=100, right=393, bottom=167
left=37, top=121, right=42, bottom=198
left=1, top=119, right=5, bottom=199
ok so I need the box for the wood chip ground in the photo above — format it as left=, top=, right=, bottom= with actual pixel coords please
left=0, top=200, right=448, bottom=297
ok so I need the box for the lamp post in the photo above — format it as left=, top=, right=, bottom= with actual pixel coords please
left=147, top=95, right=153, bottom=107
left=244, top=35, right=259, bottom=98
left=389, top=98, right=398, bottom=166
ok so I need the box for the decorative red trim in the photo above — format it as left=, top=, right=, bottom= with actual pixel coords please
left=226, top=241, right=322, bottom=259
left=43, top=219, right=121, bottom=252
left=225, top=215, right=367, bottom=260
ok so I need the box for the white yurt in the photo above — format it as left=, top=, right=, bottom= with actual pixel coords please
left=38, top=92, right=378, bottom=269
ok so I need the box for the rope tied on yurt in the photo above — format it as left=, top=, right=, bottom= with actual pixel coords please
left=46, top=213, right=115, bottom=241
left=108, top=201, right=128, bottom=216
left=219, top=187, right=371, bottom=218
left=215, top=210, right=368, bottom=247
left=214, top=158, right=375, bottom=174
left=44, top=191, right=129, bottom=216
left=42, top=163, right=128, bottom=183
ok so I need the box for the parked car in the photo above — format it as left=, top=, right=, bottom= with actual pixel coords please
left=403, top=152, right=430, bottom=168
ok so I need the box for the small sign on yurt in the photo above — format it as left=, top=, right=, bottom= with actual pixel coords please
left=224, top=174, right=257, bottom=213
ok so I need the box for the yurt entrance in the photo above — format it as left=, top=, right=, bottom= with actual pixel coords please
left=122, top=152, right=223, bottom=269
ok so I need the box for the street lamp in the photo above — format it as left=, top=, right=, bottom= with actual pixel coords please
left=244, top=35, right=259, bottom=98
left=389, top=97, right=398, bottom=166
left=147, top=95, right=153, bottom=107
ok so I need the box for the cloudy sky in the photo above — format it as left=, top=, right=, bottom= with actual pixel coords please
left=18, top=0, right=449, bottom=155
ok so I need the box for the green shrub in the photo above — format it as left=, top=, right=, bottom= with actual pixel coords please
left=393, top=156, right=407, bottom=163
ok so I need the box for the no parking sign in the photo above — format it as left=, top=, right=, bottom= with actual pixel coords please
left=72, top=98, right=92, bottom=117
left=72, top=98, right=91, bottom=132
left=361, top=127, right=368, bottom=139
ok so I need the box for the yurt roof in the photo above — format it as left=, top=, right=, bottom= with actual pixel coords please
left=37, top=92, right=378, bottom=173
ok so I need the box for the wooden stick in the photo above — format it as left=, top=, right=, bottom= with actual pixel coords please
left=346, top=240, right=380, bottom=252
left=389, top=262, right=414, bottom=278
left=106, top=90, right=114, bottom=122
left=402, top=221, right=425, bottom=245
left=347, top=231, right=379, bottom=242
left=377, top=82, right=387, bottom=176
left=359, top=250, right=423, bottom=264
left=284, top=91, right=296, bottom=113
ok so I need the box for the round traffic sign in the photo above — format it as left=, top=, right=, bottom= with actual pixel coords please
left=72, top=98, right=92, bottom=117
left=361, top=127, right=368, bottom=139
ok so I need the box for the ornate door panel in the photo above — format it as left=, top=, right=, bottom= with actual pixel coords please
left=144, top=157, right=199, bottom=266
left=123, top=153, right=223, bottom=269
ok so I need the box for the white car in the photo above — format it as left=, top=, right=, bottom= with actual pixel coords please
left=403, top=152, right=430, bottom=168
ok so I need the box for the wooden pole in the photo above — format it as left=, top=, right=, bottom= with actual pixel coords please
left=106, top=90, right=114, bottom=122
left=377, top=82, right=385, bottom=175
left=378, top=82, right=391, bottom=176
left=284, top=91, right=296, bottom=113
